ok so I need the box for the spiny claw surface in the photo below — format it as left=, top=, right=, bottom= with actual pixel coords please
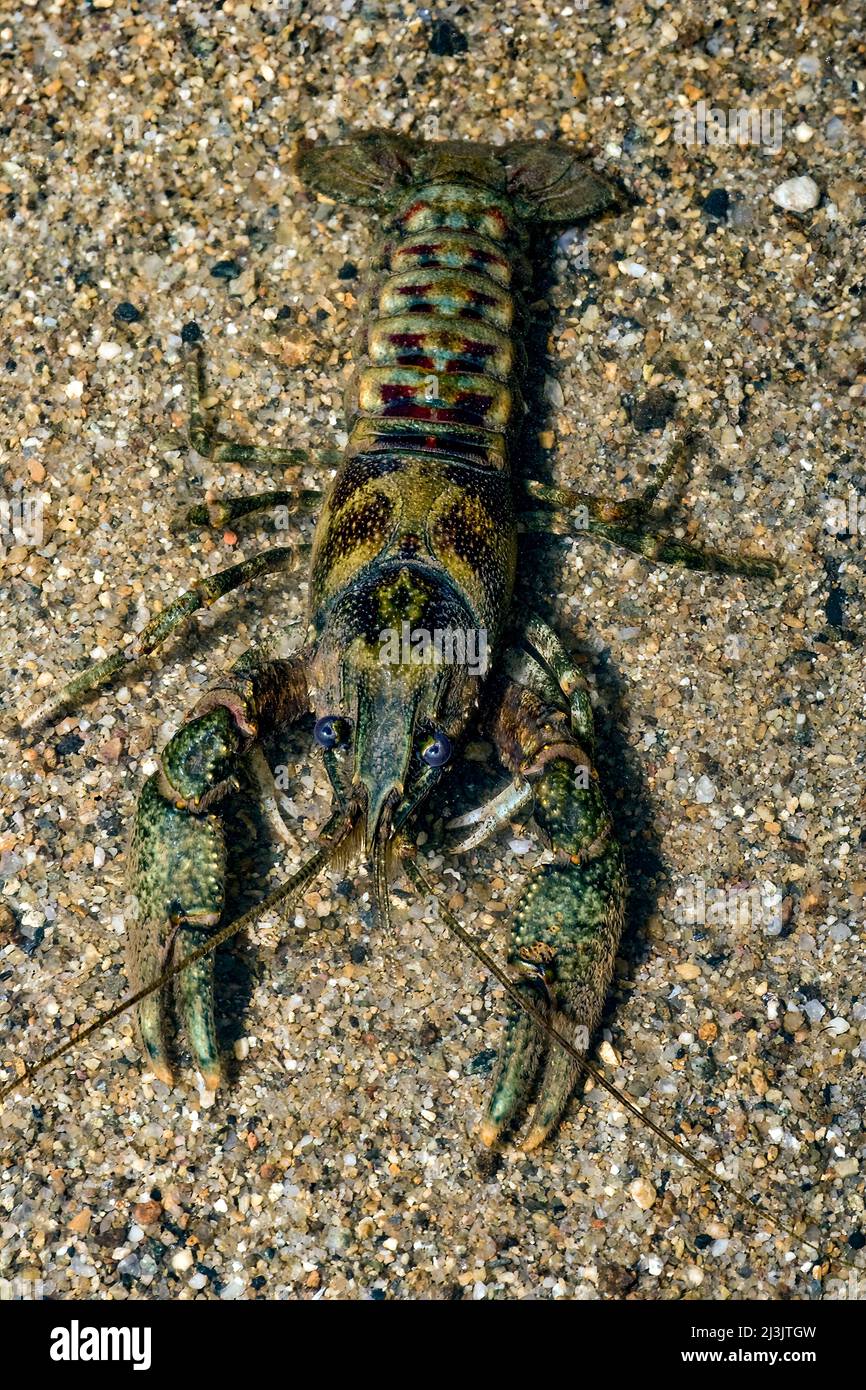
left=481, top=757, right=626, bottom=1150
left=128, top=707, right=241, bottom=1084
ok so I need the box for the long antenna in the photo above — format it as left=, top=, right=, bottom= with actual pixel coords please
left=0, top=838, right=335, bottom=1105
left=405, top=855, right=858, bottom=1273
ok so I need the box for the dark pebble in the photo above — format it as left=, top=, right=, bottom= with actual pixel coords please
left=337, top=261, right=358, bottom=280
left=848, top=1230, right=866, bottom=1249
left=5, top=358, right=15, bottom=371
left=114, top=300, right=143, bottom=323
left=428, top=18, right=468, bottom=56
left=55, top=732, right=85, bottom=757
left=210, top=259, right=241, bottom=280
left=701, top=188, right=730, bottom=222
left=467, top=1048, right=497, bottom=1076
left=181, top=321, right=203, bottom=345
left=630, top=387, right=677, bottom=433
left=22, top=927, right=44, bottom=957
left=350, top=944, right=367, bottom=964
left=825, top=582, right=846, bottom=628
left=694, top=1233, right=712, bottom=1249
left=418, top=1020, right=441, bottom=1048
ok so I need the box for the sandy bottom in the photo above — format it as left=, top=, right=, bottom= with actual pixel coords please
left=0, top=2, right=863, bottom=1300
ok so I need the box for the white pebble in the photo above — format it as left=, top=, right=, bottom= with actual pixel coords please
left=65, top=379, right=84, bottom=399
left=694, top=775, right=717, bottom=804
left=771, top=175, right=820, bottom=212
left=509, top=838, right=533, bottom=855
left=171, top=1249, right=193, bottom=1272
left=98, top=341, right=122, bottom=361
left=794, top=123, right=814, bottom=144
left=220, top=1278, right=245, bottom=1300
left=619, top=260, right=647, bottom=278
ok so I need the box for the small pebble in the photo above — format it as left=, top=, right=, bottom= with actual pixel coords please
left=771, top=175, right=821, bottom=212
left=428, top=18, right=468, bottom=56
left=629, top=1178, right=657, bottom=1210
left=113, top=301, right=142, bottom=323
left=676, top=962, right=702, bottom=981
left=220, top=1278, right=246, bottom=1300
left=210, top=259, right=241, bottom=280
left=701, top=188, right=730, bottom=221
left=694, top=775, right=717, bottom=804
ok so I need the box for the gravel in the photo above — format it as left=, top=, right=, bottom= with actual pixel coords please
left=0, top=0, right=863, bottom=1303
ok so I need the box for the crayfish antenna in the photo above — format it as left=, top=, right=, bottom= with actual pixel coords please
left=403, top=856, right=862, bottom=1272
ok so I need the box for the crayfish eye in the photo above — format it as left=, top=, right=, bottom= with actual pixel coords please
left=314, top=715, right=350, bottom=750
left=421, top=730, right=452, bottom=768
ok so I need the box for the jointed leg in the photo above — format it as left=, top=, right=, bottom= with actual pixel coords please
left=448, top=778, right=533, bottom=853
left=184, top=342, right=341, bottom=469
left=522, top=429, right=779, bottom=578
left=172, top=488, right=322, bottom=535
left=22, top=547, right=297, bottom=730
left=448, top=614, right=594, bottom=851
left=521, top=613, right=595, bottom=748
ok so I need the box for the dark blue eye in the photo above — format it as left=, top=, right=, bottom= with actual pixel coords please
left=421, top=731, right=452, bottom=767
left=314, top=715, right=350, bottom=750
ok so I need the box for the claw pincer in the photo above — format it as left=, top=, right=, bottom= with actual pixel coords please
left=480, top=683, right=626, bottom=1150
left=129, top=658, right=309, bottom=1087
left=129, top=706, right=245, bottom=1087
